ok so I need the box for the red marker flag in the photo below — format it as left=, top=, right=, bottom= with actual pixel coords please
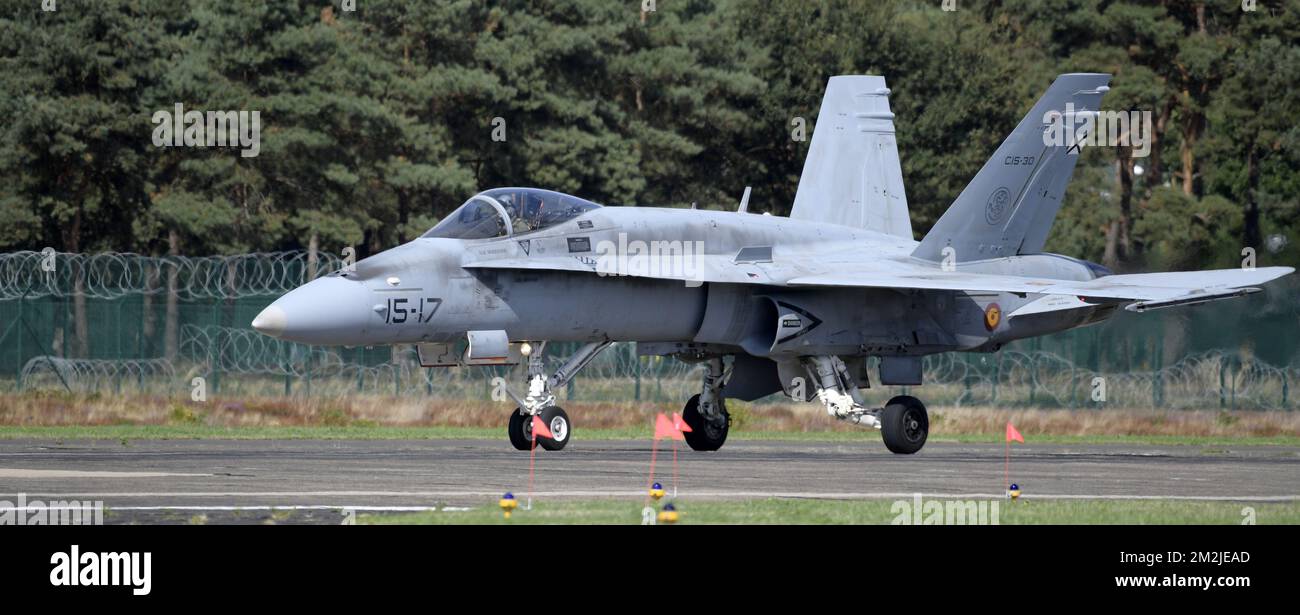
left=1006, top=421, right=1023, bottom=443
left=653, top=413, right=677, bottom=441
left=532, top=415, right=553, bottom=440
left=671, top=412, right=693, bottom=437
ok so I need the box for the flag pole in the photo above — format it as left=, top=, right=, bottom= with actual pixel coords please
left=646, top=438, right=659, bottom=506
left=672, top=438, right=678, bottom=498
left=528, top=431, right=536, bottom=510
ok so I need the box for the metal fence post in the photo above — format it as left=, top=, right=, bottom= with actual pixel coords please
left=1219, top=356, right=1226, bottom=409
left=1153, top=337, right=1163, bottom=408
left=15, top=293, right=23, bottom=392
left=634, top=351, right=642, bottom=402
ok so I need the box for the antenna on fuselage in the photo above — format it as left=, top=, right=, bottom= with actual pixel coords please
left=737, top=186, right=752, bottom=213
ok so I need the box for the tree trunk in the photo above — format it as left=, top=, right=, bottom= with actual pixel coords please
left=1179, top=84, right=1206, bottom=197
left=1144, top=99, right=1173, bottom=191
left=72, top=275, right=89, bottom=358
left=62, top=210, right=89, bottom=358
left=1244, top=147, right=1261, bottom=250
left=1179, top=112, right=1200, bottom=196
left=307, top=232, right=319, bottom=282
left=1117, top=152, right=1134, bottom=263
left=1103, top=220, right=1120, bottom=271
left=142, top=257, right=158, bottom=355
left=164, top=230, right=181, bottom=361
left=397, top=193, right=410, bottom=244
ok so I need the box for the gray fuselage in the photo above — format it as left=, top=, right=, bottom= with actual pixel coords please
left=260, top=206, right=1114, bottom=360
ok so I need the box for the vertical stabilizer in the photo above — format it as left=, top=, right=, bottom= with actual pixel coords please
left=912, top=73, right=1112, bottom=262
left=790, top=76, right=912, bottom=239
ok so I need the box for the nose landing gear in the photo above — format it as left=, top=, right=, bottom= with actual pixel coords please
left=501, top=340, right=610, bottom=452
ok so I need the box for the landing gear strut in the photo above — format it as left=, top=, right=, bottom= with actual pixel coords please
left=503, top=340, right=611, bottom=452
left=681, top=357, right=730, bottom=451
left=801, top=356, right=929, bottom=454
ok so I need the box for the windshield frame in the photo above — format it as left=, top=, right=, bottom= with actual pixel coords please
left=421, top=188, right=602, bottom=240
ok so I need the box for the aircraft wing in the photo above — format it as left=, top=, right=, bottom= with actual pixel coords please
left=465, top=250, right=1291, bottom=312
left=786, top=267, right=1294, bottom=311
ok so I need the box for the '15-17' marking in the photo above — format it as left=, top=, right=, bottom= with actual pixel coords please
left=385, top=297, right=441, bottom=324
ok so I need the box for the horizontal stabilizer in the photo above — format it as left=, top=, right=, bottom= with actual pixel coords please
left=1124, top=288, right=1261, bottom=312
left=787, top=266, right=1293, bottom=304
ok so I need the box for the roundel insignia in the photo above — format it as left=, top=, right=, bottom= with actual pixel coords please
left=985, top=187, right=1011, bottom=225
left=984, top=303, right=1002, bottom=331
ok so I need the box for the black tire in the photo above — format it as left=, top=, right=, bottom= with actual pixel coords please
left=880, top=395, right=928, bottom=454
left=536, top=406, right=572, bottom=451
left=681, top=394, right=729, bottom=451
left=507, top=408, right=531, bottom=451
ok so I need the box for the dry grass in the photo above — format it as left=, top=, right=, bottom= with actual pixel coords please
left=0, top=391, right=1297, bottom=439
left=930, top=406, right=1300, bottom=439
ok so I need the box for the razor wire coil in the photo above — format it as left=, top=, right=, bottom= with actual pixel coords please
left=19, top=356, right=176, bottom=393
left=0, top=251, right=343, bottom=301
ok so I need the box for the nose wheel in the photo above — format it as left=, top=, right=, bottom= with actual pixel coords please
left=507, top=406, right=572, bottom=451
left=507, top=409, right=531, bottom=451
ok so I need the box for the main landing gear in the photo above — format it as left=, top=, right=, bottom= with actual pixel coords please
left=503, top=340, right=610, bottom=451
left=802, top=355, right=929, bottom=454
left=679, top=357, right=730, bottom=451
left=499, top=344, right=927, bottom=455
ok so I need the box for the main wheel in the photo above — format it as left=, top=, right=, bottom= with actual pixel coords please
left=880, top=395, right=928, bottom=454
left=681, top=394, right=729, bottom=451
left=507, top=408, right=531, bottom=451
left=536, top=406, right=572, bottom=451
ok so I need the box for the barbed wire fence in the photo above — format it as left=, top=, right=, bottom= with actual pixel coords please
left=1, top=251, right=1296, bottom=410
left=0, top=251, right=344, bottom=300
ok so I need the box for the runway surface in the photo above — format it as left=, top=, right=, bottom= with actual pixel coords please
left=1, top=438, right=1297, bottom=523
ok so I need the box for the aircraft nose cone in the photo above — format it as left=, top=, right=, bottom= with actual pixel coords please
left=251, top=305, right=287, bottom=338
left=250, top=275, right=374, bottom=345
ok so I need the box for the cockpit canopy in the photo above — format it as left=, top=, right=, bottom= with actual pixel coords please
left=421, top=188, right=602, bottom=240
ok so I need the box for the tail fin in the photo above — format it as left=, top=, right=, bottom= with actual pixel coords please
left=912, top=73, right=1112, bottom=262
left=790, top=76, right=912, bottom=239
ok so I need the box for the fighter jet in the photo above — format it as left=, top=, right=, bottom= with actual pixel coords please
left=252, top=73, right=1292, bottom=454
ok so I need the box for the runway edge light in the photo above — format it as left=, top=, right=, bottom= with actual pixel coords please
left=500, top=492, right=518, bottom=519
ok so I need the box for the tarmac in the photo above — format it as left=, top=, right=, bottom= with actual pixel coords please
left=1, top=438, right=1296, bottom=523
